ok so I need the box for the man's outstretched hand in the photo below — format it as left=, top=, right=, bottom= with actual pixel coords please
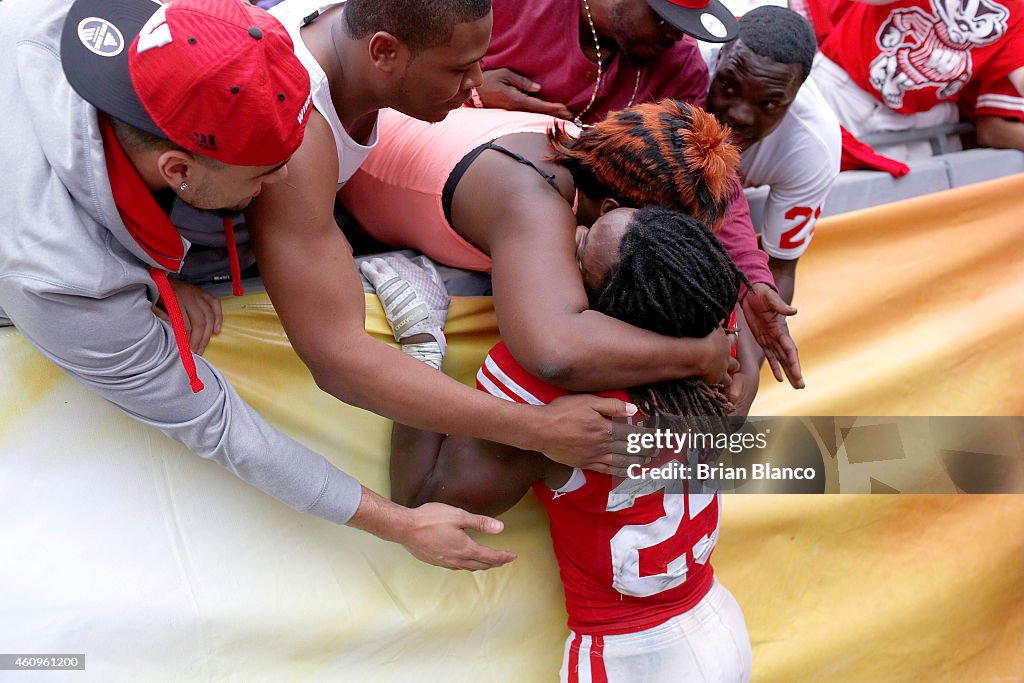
left=741, top=282, right=804, bottom=389
left=351, top=489, right=516, bottom=571
left=397, top=502, right=517, bottom=571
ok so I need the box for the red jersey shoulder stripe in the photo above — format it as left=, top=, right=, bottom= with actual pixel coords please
left=476, top=342, right=570, bottom=405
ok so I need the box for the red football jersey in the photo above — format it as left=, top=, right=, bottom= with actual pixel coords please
left=477, top=342, right=719, bottom=636
left=821, top=0, right=1024, bottom=114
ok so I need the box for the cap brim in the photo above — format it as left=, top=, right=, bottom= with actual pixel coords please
left=61, top=0, right=165, bottom=137
left=648, top=0, right=739, bottom=43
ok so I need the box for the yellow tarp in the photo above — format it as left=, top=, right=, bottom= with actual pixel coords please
left=754, top=173, right=1024, bottom=416
left=1, top=176, right=1022, bottom=681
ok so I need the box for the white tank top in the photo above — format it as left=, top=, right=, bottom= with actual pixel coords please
left=270, top=0, right=379, bottom=189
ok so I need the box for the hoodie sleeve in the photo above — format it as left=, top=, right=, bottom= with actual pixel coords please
left=717, top=182, right=775, bottom=297
left=0, top=0, right=362, bottom=526
left=0, top=278, right=364, bottom=525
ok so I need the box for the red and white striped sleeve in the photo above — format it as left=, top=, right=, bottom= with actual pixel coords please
left=475, top=342, right=570, bottom=406
left=967, top=75, right=1024, bottom=122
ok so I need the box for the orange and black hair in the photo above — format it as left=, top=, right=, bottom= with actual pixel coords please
left=547, top=100, right=740, bottom=231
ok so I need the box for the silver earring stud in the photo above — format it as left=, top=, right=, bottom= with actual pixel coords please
left=179, top=182, right=189, bottom=191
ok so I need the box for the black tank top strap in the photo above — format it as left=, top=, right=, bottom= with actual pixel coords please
left=483, top=142, right=560, bottom=191
left=442, top=139, right=561, bottom=227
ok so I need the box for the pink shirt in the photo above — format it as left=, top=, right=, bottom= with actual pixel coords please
left=485, top=0, right=773, bottom=290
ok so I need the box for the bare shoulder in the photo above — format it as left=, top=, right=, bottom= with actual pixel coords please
left=245, top=110, right=340, bottom=236
left=489, top=131, right=576, bottom=202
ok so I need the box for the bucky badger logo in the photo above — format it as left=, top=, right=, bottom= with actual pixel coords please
left=868, top=0, right=1009, bottom=108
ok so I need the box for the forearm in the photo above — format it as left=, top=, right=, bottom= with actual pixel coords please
left=727, top=306, right=763, bottom=418
left=975, top=115, right=1024, bottom=151
left=345, top=485, right=413, bottom=540
left=506, top=309, right=711, bottom=392
left=390, top=424, right=536, bottom=517
left=305, top=331, right=542, bottom=452
left=738, top=307, right=765, bottom=371
left=718, top=186, right=775, bottom=294
left=170, top=361, right=364, bottom=523
left=768, top=256, right=798, bottom=306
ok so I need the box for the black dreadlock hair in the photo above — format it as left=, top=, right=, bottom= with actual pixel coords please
left=596, top=206, right=751, bottom=427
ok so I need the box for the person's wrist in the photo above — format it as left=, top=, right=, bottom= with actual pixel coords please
left=740, top=280, right=771, bottom=302
left=689, top=334, right=718, bottom=380
left=350, top=488, right=412, bottom=543
left=511, top=403, right=548, bottom=453
left=379, top=501, right=415, bottom=545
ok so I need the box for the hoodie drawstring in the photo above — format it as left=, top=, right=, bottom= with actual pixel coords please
left=223, top=217, right=245, bottom=297
left=150, top=267, right=205, bottom=393
left=149, top=222, right=243, bottom=394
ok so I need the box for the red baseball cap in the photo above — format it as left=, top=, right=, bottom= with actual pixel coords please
left=62, top=0, right=312, bottom=167
left=648, top=0, right=739, bottom=43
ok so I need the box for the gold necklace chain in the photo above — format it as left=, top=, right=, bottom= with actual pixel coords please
left=575, top=0, right=641, bottom=127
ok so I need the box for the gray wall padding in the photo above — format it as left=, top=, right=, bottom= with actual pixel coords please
left=744, top=148, right=1024, bottom=225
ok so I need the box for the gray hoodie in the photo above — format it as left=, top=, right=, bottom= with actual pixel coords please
left=0, top=0, right=362, bottom=524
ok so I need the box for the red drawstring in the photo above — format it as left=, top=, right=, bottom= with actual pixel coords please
left=151, top=266, right=205, bottom=393
left=151, top=220, right=241, bottom=393
left=223, top=217, right=245, bottom=297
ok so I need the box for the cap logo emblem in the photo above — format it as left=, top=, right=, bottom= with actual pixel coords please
left=136, top=4, right=172, bottom=54
left=700, top=12, right=728, bottom=38
left=187, top=132, right=218, bottom=151
left=77, top=18, right=124, bottom=57
left=297, top=93, right=313, bottom=125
